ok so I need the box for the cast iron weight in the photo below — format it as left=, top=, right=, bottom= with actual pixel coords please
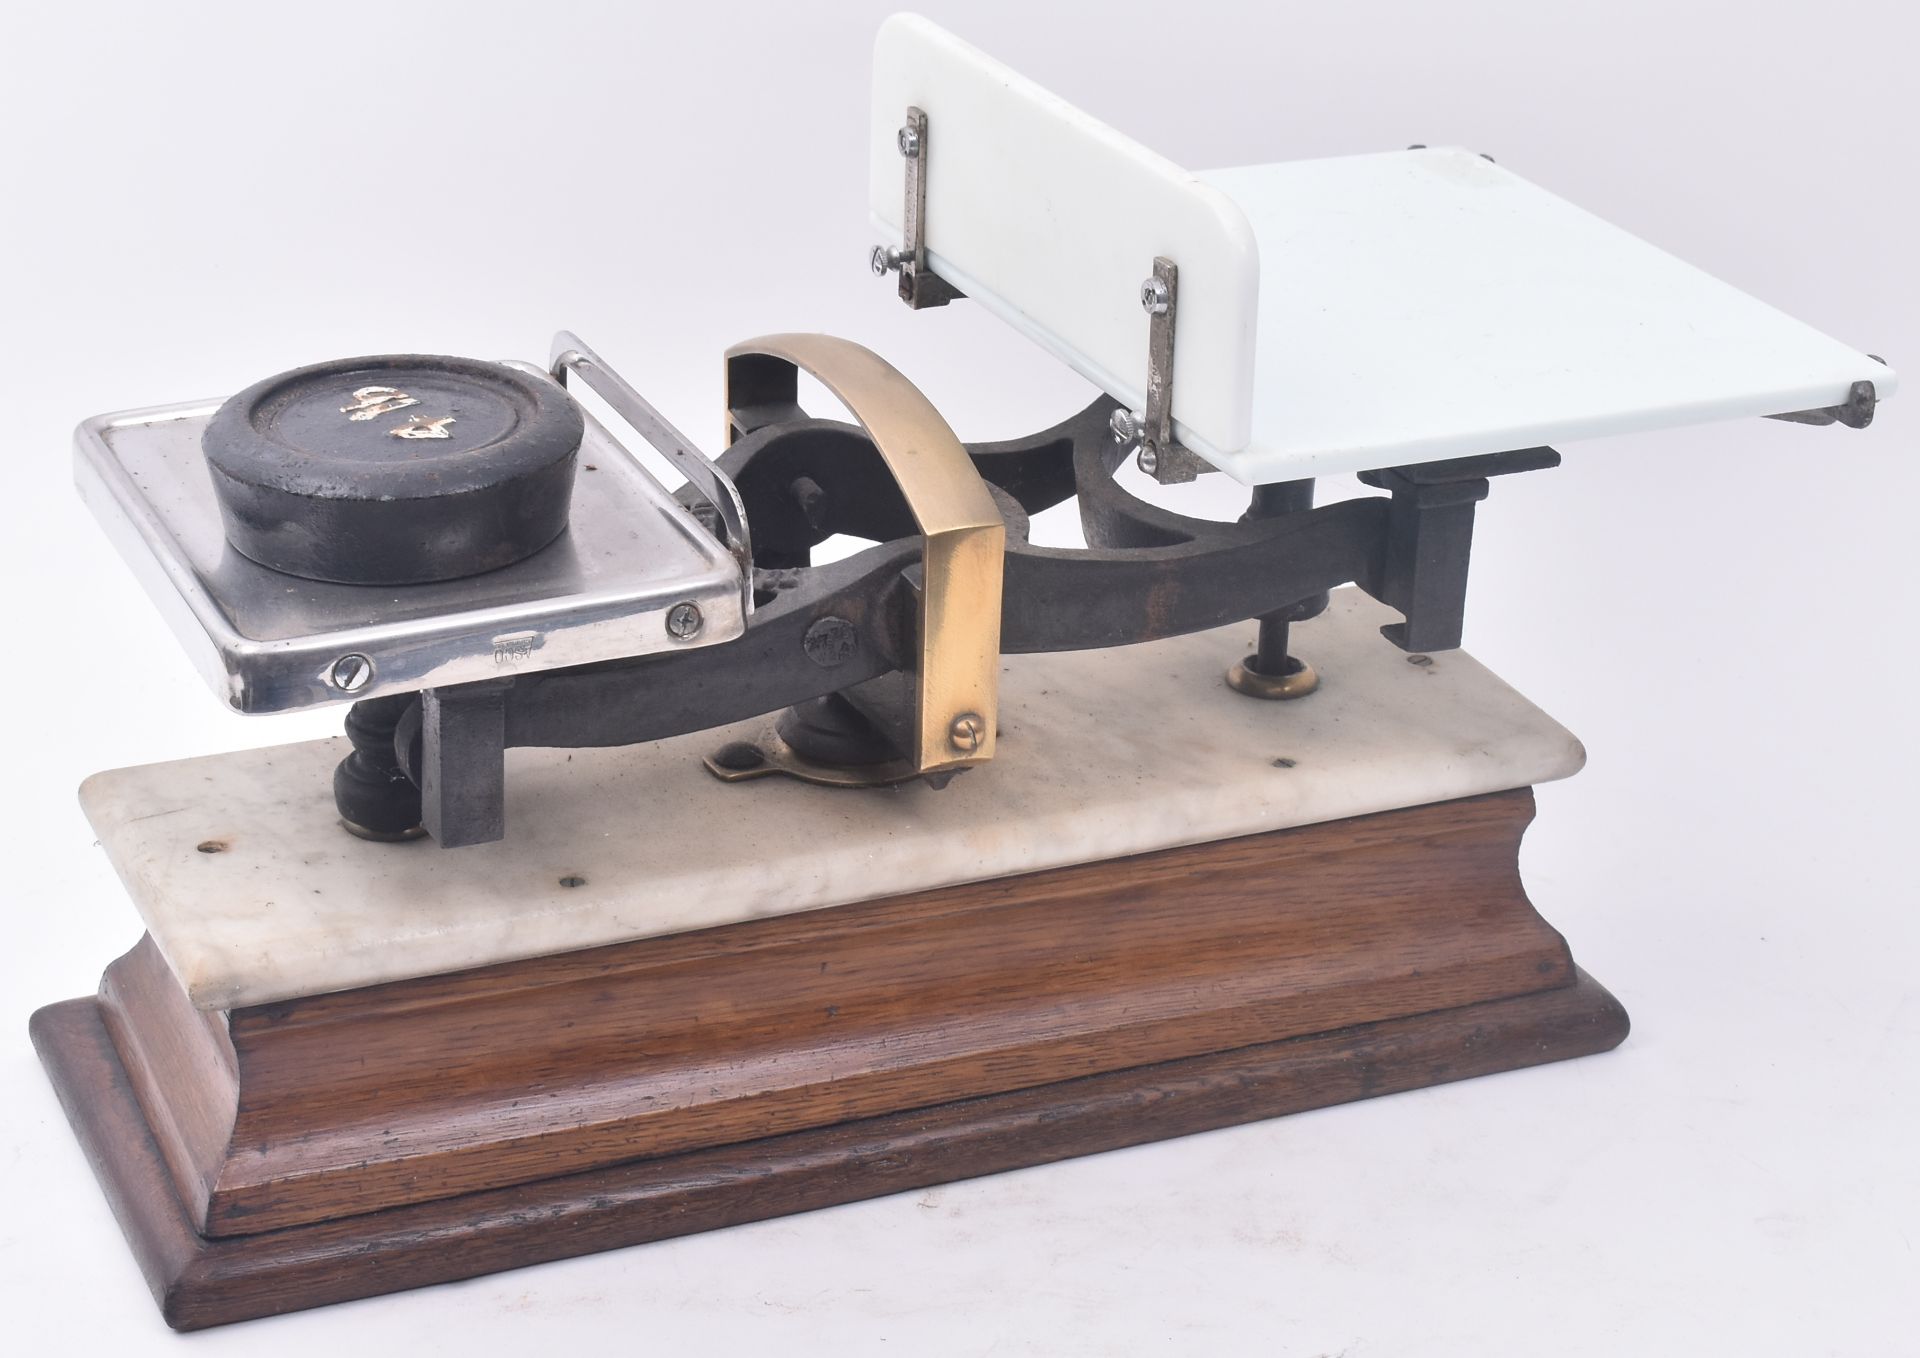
left=201, top=354, right=585, bottom=586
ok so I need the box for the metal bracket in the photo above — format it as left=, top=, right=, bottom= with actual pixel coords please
left=1111, top=257, right=1214, bottom=485
left=1355, top=446, right=1561, bottom=652
left=870, top=106, right=964, bottom=309
left=549, top=332, right=755, bottom=617
left=1767, top=373, right=1880, bottom=429
left=702, top=728, right=931, bottom=790
left=417, top=679, right=511, bottom=849
left=725, top=334, right=1005, bottom=778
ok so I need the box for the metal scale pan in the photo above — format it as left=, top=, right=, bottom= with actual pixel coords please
left=75, top=347, right=749, bottom=714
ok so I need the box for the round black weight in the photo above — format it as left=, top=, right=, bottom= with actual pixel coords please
left=202, top=354, right=584, bottom=585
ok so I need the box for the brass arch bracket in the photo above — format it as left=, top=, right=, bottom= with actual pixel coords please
left=724, top=334, right=1006, bottom=775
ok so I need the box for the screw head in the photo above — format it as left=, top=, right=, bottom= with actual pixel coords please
left=666, top=602, right=704, bottom=640
left=330, top=653, right=373, bottom=692
left=1136, top=445, right=1159, bottom=476
left=1140, top=277, right=1170, bottom=315
left=947, top=712, right=986, bottom=754
left=869, top=243, right=899, bottom=275
left=1109, top=408, right=1140, bottom=444
left=710, top=740, right=766, bottom=772
left=896, top=124, right=922, bottom=158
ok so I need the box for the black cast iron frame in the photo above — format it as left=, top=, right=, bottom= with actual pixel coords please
left=335, top=395, right=1559, bottom=846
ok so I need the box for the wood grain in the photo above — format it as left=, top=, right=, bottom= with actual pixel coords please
left=33, top=971, right=1628, bottom=1331
left=31, top=784, right=1629, bottom=1328
left=97, top=936, right=236, bottom=1232
left=97, top=788, right=1569, bottom=1236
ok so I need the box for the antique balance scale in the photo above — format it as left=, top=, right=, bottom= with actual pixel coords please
left=29, top=14, right=1893, bottom=1329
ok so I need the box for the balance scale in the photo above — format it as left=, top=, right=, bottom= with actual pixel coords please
left=30, top=14, right=1893, bottom=1329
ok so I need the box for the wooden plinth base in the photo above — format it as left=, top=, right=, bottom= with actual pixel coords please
left=32, top=787, right=1627, bottom=1329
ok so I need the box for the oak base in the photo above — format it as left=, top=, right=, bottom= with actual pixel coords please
left=31, top=787, right=1628, bottom=1329
left=32, top=973, right=1625, bottom=1330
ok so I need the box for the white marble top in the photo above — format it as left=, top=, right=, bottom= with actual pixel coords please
left=80, top=590, right=1584, bottom=1010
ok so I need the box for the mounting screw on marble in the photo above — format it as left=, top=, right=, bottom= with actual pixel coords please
left=666, top=602, right=704, bottom=640
left=947, top=713, right=986, bottom=754
left=330, top=653, right=373, bottom=692
left=1140, top=276, right=1170, bottom=315
left=896, top=124, right=921, bottom=158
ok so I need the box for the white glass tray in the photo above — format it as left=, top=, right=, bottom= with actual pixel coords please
left=870, top=15, right=1894, bottom=484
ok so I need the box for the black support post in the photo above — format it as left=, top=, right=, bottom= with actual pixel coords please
left=1356, top=446, right=1559, bottom=653
left=419, top=680, right=512, bottom=848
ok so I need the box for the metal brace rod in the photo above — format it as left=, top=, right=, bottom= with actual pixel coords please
left=550, top=331, right=755, bottom=616
left=870, top=106, right=962, bottom=309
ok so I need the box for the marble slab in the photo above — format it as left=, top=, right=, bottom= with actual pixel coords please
left=79, top=590, right=1585, bottom=1010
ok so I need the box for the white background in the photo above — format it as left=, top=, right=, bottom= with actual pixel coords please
left=2, top=1, right=1914, bottom=1353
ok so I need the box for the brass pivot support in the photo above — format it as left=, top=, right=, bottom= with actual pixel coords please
left=712, top=334, right=1005, bottom=785
left=1224, top=484, right=1324, bottom=701
left=1225, top=654, right=1319, bottom=701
